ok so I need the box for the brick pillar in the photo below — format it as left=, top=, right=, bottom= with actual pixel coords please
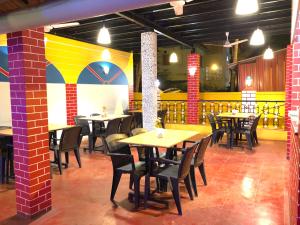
left=66, top=84, right=77, bottom=125
left=7, top=28, right=51, bottom=217
left=128, top=84, right=134, bottom=110
left=187, top=53, right=200, bottom=124
left=285, top=45, right=293, bottom=159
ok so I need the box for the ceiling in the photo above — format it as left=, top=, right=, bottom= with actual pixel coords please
left=49, top=0, right=291, bottom=53
left=0, top=0, right=50, bottom=14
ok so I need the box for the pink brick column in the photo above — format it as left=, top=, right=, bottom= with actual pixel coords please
left=7, top=28, right=51, bottom=217
left=187, top=53, right=200, bottom=124
left=128, top=84, right=134, bottom=110
left=285, top=45, right=293, bottom=159
left=66, top=84, right=77, bottom=125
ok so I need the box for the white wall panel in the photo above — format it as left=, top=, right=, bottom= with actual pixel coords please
left=47, top=84, right=67, bottom=125
left=0, top=82, right=11, bottom=126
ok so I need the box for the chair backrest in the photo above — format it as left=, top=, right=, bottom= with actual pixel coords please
left=119, top=116, right=134, bottom=135
left=134, top=112, right=143, bottom=128
left=59, top=126, right=82, bottom=152
left=106, top=118, right=122, bottom=136
left=250, top=114, right=261, bottom=132
left=106, top=133, right=131, bottom=154
left=193, top=135, right=212, bottom=167
left=157, top=110, right=167, bottom=128
left=131, top=128, right=148, bottom=161
left=74, top=115, right=90, bottom=135
left=208, top=114, right=217, bottom=131
left=178, top=143, right=197, bottom=179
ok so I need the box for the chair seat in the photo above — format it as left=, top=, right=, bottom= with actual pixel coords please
left=157, top=164, right=179, bottom=179
left=117, top=161, right=146, bottom=176
left=49, top=145, right=59, bottom=151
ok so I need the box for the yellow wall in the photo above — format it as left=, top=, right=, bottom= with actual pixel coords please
left=0, top=34, right=133, bottom=85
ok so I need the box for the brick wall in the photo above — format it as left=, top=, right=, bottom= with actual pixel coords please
left=286, top=45, right=293, bottom=159
left=187, top=53, right=200, bottom=124
left=7, top=28, right=51, bottom=217
left=128, top=84, right=134, bottom=110
left=66, top=84, right=77, bottom=125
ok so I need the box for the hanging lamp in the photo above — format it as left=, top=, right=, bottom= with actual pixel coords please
left=169, top=52, right=178, bottom=63
left=263, top=47, right=274, bottom=60
left=250, top=28, right=265, bottom=46
left=235, top=0, right=258, bottom=15
left=97, top=25, right=111, bottom=45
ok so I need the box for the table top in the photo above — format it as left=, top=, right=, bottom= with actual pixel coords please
left=118, top=129, right=200, bottom=148
left=81, top=114, right=129, bottom=122
left=0, top=124, right=72, bottom=137
left=217, top=112, right=256, bottom=119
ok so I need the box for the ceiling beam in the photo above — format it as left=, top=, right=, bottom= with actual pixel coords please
left=115, top=11, right=195, bottom=49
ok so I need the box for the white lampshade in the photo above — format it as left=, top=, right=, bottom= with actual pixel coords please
left=250, top=28, right=265, bottom=46
left=170, top=1, right=185, bottom=16
left=263, top=47, right=274, bottom=60
left=101, top=49, right=111, bottom=60
left=188, top=66, right=197, bottom=76
left=235, top=0, right=258, bottom=15
left=102, top=65, right=110, bottom=75
left=169, top=52, right=178, bottom=63
left=245, top=76, right=253, bottom=87
left=97, top=26, right=111, bottom=45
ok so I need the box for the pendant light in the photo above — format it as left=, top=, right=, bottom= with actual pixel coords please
left=169, top=52, right=178, bottom=63
left=235, top=0, right=258, bottom=15
left=101, top=49, right=111, bottom=61
left=170, top=1, right=185, bottom=16
left=263, top=47, right=274, bottom=60
left=250, top=28, right=265, bottom=46
left=97, top=25, right=111, bottom=45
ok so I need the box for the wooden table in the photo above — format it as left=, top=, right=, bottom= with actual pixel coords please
left=0, top=124, right=72, bottom=137
left=128, top=109, right=142, bottom=113
left=217, top=112, right=256, bottom=119
left=119, top=128, right=200, bottom=206
left=80, top=114, right=129, bottom=122
left=119, top=129, right=199, bottom=148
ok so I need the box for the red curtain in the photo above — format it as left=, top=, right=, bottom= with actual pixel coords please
left=238, top=50, right=286, bottom=91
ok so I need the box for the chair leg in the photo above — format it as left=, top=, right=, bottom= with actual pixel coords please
left=253, top=131, right=258, bottom=144
left=184, top=174, right=194, bottom=200
left=57, top=150, right=63, bottom=175
left=129, top=174, right=134, bottom=190
left=170, top=178, right=182, bottom=215
left=0, top=155, right=4, bottom=184
left=199, top=163, right=207, bottom=186
left=189, top=167, right=198, bottom=197
left=65, top=152, right=69, bottom=168
left=110, top=171, right=122, bottom=202
left=144, top=174, right=150, bottom=209
left=74, top=148, right=82, bottom=168
left=245, top=134, right=252, bottom=150
left=133, top=175, right=140, bottom=209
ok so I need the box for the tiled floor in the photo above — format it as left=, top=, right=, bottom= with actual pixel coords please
left=0, top=136, right=287, bottom=225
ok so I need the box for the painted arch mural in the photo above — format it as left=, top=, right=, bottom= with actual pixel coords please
left=77, top=61, right=128, bottom=85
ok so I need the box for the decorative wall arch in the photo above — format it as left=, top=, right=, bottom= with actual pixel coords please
left=77, top=61, right=128, bottom=85
left=46, top=60, right=65, bottom=83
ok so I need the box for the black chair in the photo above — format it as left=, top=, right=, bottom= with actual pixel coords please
left=90, top=113, right=105, bottom=136
left=74, top=115, right=93, bottom=151
left=106, top=134, right=146, bottom=208
left=157, top=110, right=167, bottom=128
left=234, top=115, right=261, bottom=150
left=131, top=128, right=148, bottom=161
left=50, top=126, right=82, bottom=175
left=96, top=118, right=122, bottom=153
left=0, top=136, right=13, bottom=184
left=144, top=143, right=197, bottom=215
left=208, top=114, right=231, bottom=147
left=133, top=112, right=143, bottom=128
left=119, top=116, right=134, bottom=136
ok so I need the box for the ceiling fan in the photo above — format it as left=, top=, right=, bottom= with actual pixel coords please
left=204, top=32, right=248, bottom=48
left=170, top=0, right=194, bottom=16
left=44, top=22, right=80, bottom=32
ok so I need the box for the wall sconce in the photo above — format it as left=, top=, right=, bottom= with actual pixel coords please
left=102, top=65, right=110, bottom=75
left=211, top=64, right=218, bottom=71
left=245, top=76, right=253, bottom=87
left=101, top=49, right=111, bottom=61
left=188, top=66, right=197, bottom=76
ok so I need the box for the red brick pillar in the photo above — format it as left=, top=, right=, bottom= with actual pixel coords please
left=128, top=84, right=134, bottom=110
left=7, top=28, right=51, bottom=217
left=66, top=84, right=77, bottom=125
left=285, top=45, right=293, bottom=159
left=187, top=53, right=200, bottom=124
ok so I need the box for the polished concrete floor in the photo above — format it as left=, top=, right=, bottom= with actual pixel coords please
left=0, top=134, right=287, bottom=225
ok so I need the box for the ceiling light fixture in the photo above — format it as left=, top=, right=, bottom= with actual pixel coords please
left=169, top=52, right=178, bottom=63
left=97, top=25, right=111, bottom=45
left=101, top=49, right=111, bottom=61
left=170, top=1, right=185, bottom=16
left=235, top=0, right=258, bottom=15
left=250, top=28, right=265, bottom=46
left=263, top=47, right=274, bottom=60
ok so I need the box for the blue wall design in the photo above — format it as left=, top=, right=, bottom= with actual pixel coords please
left=46, top=63, right=65, bottom=83
left=77, top=61, right=128, bottom=85
left=0, top=46, right=8, bottom=82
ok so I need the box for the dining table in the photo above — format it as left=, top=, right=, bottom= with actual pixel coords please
left=118, top=128, right=200, bottom=206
